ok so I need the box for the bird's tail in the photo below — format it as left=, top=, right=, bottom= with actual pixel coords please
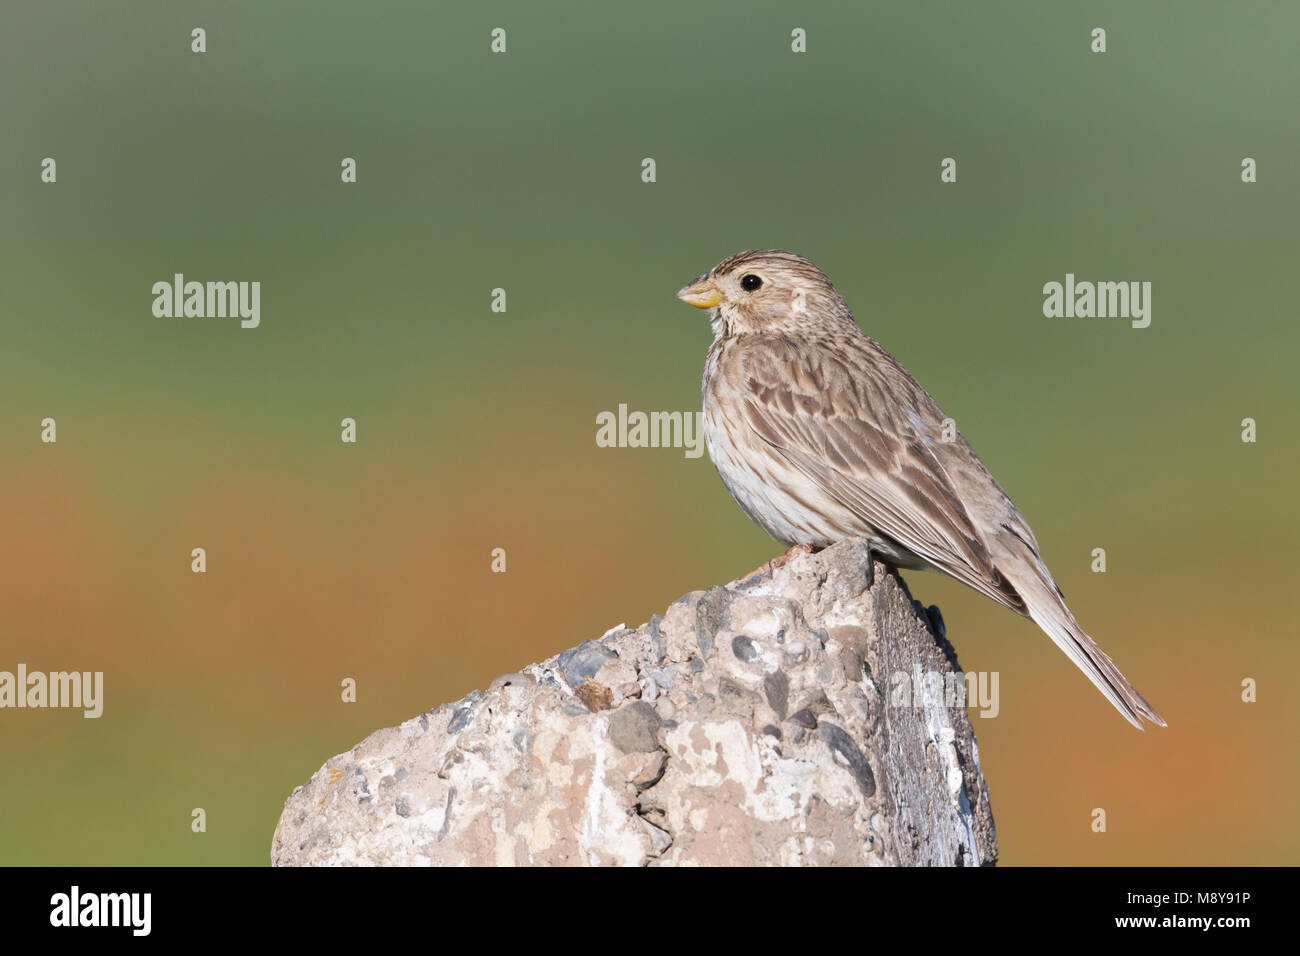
left=1023, top=588, right=1166, bottom=730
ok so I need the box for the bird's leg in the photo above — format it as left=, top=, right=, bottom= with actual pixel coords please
left=771, top=542, right=816, bottom=570
left=730, top=543, right=816, bottom=585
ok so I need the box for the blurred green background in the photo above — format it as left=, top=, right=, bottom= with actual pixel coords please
left=1, top=1, right=1296, bottom=865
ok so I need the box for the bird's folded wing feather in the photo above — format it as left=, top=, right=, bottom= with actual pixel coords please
left=736, top=335, right=1030, bottom=614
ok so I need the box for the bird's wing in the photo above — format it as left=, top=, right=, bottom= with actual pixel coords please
left=735, top=333, right=1030, bottom=615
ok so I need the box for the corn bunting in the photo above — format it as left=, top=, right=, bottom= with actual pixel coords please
left=678, top=249, right=1164, bottom=730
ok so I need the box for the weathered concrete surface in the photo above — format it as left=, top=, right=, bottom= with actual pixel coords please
left=272, top=538, right=997, bottom=866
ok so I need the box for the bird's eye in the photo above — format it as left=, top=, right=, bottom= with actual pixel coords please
left=740, top=274, right=762, bottom=292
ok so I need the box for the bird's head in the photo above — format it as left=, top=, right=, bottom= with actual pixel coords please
left=676, top=249, right=851, bottom=337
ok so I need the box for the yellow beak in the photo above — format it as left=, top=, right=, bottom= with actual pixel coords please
left=676, top=278, right=724, bottom=309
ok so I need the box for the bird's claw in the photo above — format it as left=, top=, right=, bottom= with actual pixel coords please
left=730, top=543, right=816, bottom=586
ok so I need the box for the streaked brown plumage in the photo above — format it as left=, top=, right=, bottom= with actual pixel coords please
left=678, top=249, right=1165, bottom=730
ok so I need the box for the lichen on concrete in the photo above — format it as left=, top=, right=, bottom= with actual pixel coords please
left=272, top=538, right=997, bottom=866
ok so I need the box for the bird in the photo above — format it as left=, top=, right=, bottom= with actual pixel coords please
left=677, top=249, right=1165, bottom=730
